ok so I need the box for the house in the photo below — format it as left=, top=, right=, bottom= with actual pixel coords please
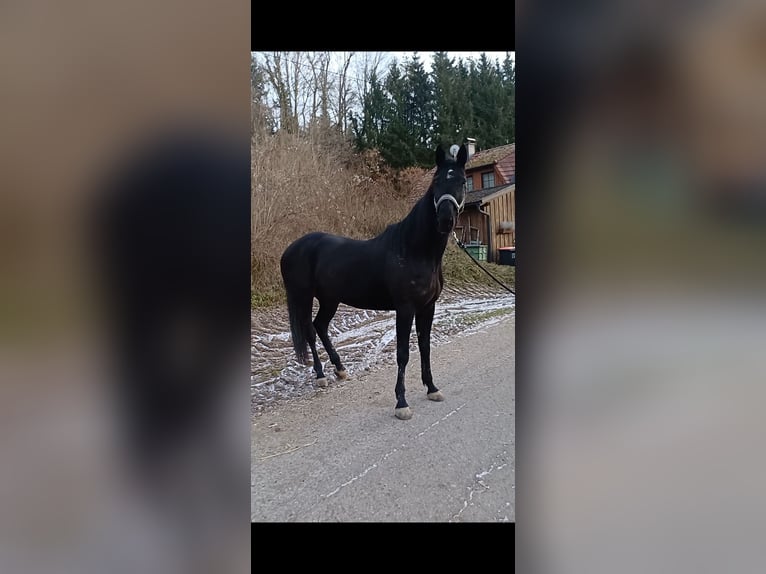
left=417, top=139, right=516, bottom=263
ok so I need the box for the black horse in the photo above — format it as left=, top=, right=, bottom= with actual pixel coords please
left=280, top=144, right=468, bottom=419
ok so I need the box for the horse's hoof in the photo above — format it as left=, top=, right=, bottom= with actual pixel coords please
left=394, top=407, right=412, bottom=420
left=316, top=377, right=328, bottom=388
left=427, top=391, right=445, bottom=401
left=335, top=369, right=348, bottom=380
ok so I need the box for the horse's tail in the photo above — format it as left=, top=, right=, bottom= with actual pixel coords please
left=281, top=243, right=313, bottom=365
left=285, top=288, right=311, bottom=365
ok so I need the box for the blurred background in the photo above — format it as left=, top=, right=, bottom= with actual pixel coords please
left=0, top=1, right=250, bottom=573
left=518, top=1, right=766, bottom=572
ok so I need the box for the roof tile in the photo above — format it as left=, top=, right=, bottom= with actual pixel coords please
left=413, top=143, right=516, bottom=200
left=466, top=143, right=515, bottom=172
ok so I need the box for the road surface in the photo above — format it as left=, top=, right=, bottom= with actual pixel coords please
left=251, top=314, right=514, bottom=522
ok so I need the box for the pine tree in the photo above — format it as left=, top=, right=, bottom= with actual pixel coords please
left=454, top=59, right=475, bottom=144
left=350, top=69, right=388, bottom=151
left=471, top=53, right=506, bottom=149
left=431, top=51, right=458, bottom=149
left=352, top=52, right=514, bottom=168
left=404, top=52, right=435, bottom=166
left=501, top=52, right=515, bottom=144
left=380, top=61, right=416, bottom=168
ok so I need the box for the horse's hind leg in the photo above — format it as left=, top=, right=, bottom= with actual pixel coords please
left=313, top=301, right=347, bottom=379
left=305, top=321, right=328, bottom=388
left=416, top=303, right=443, bottom=401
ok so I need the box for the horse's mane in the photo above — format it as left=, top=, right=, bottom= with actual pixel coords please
left=373, top=161, right=461, bottom=257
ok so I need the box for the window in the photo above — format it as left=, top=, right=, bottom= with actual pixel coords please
left=481, top=172, right=495, bottom=189
left=465, top=176, right=474, bottom=191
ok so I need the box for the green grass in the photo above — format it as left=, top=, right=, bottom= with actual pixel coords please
left=449, top=306, right=514, bottom=329
left=251, top=242, right=515, bottom=310
left=251, top=288, right=283, bottom=310
left=441, top=242, right=515, bottom=290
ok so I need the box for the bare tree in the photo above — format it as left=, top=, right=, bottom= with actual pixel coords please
left=257, top=51, right=307, bottom=133
left=330, top=52, right=355, bottom=133
left=250, top=54, right=274, bottom=140
left=319, top=53, right=332, bottom=129
left=290, top=52, right=303, bottom=131
left=354, top=52, right=389, bottom=105
left=304, top=52, right=321, bottom=123
left=305, top=51, right=332, bottom=134
left=256, top=51, right=395, bottom=136
left=258, top=52, right=291, bottom=132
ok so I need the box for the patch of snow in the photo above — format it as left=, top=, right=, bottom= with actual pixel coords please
left=252, top=287, right=515, bottom=414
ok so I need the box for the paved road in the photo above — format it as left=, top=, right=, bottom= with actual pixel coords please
left=251, top=315, right=515, bottom=522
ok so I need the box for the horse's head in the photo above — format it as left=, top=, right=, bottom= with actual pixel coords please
left=433, top=143, right=468, bottom=235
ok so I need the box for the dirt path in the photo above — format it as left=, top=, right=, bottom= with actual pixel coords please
left=251, top=312, right=515, bottom=522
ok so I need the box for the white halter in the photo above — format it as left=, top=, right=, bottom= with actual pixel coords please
left=434, top=192, right=465, bottom=213
left=433, top=168, right=465, bottom=213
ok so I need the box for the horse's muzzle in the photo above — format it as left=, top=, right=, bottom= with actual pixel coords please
left=437, top=217, right=455, bottom=235
left=436, top=200, right=457, bottom=235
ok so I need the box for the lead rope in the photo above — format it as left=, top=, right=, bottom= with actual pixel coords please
left=451, top=231, right=515, bottom=295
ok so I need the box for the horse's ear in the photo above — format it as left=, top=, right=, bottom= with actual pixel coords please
left=435, top=145, right=446, bottom=167
left=457, top=144, right=468, bottom=167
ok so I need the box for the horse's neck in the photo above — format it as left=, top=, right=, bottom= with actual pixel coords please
left=398, top=189, right=448, bottom=260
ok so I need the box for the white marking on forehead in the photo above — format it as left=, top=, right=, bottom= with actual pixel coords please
left=447, top=169, right=454, bottom=179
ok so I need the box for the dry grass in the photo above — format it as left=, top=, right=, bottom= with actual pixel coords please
left=251, top=133, right=412, bottom=306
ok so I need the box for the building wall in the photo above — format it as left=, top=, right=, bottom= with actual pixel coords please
left=486, top=188, right=515, bottom=262
left=455, top=207, right=487, bottom=245
left=455, top=186, right=516, bottom=262
left=466, top=165, right=508, bottom=191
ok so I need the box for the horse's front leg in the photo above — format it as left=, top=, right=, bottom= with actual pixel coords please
left=416, top=303, right=444, bottom=401
left=394, top=307, right=415, bottom=420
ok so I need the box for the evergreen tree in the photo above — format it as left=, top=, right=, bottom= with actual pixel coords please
left=454, top=59, right=475, bottom=144
left=501, top=52, right=515, bottom=144
left=352, top=52, right=515, bottom=168
left=471, top=53, right=506, bottom=149
left=380, top=61, right=416, bottom=168
left=404, top=52, right=435, bottom=166
left=350, top=69, right=387, bottom=151
left=431, top=51, right=458, bottom=149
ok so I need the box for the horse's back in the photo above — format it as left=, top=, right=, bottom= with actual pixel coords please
left=282, top=231, right=367, bottom=267
left=281, top=231, right=393, bottom=309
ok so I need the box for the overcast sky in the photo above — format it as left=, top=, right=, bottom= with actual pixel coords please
left=251, top=52, right=514, bottom=77
left=388, top=51, right=513, bottom=72
left=250, top=51, right=515, bottom=127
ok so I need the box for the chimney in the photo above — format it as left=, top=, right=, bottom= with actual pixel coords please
left=464, top=137, right=476, bottom=159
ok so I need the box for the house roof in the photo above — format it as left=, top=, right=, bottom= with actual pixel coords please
left=416, top=143, right=516, bottom=197
left=495, top=146, right=515, bottom=183
left=465, top=183, right=514, bottom=206
left=466, top=143, right=515, bottom=174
